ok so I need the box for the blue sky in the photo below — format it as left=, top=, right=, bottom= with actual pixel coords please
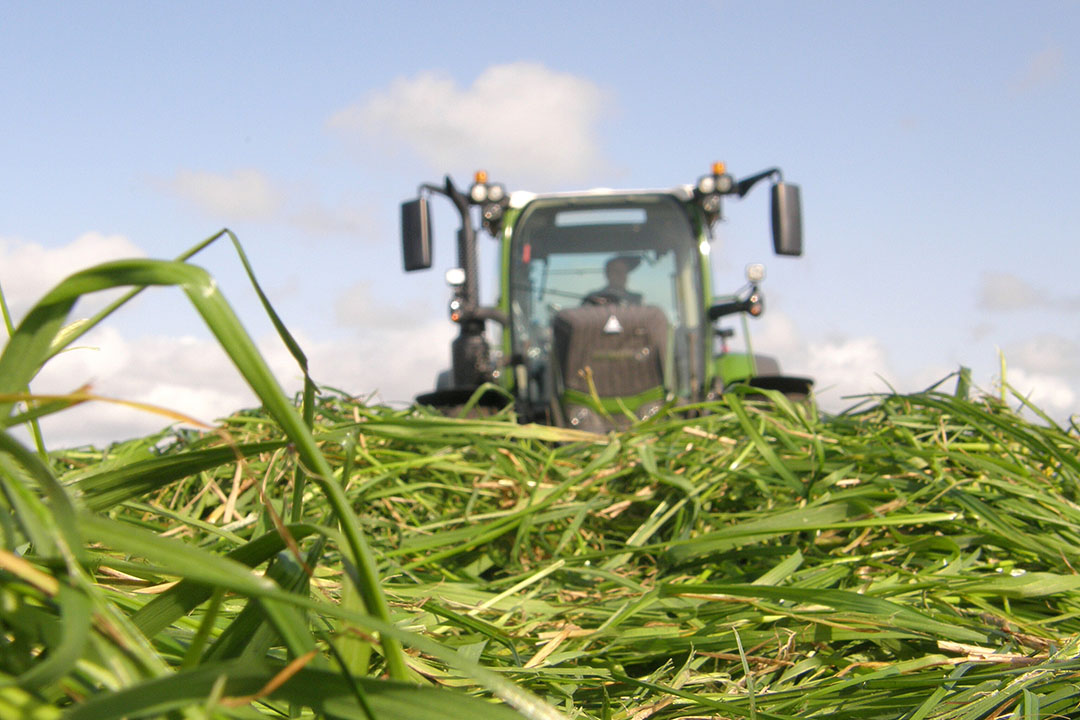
left=2, top=2, right=1078, bottom=446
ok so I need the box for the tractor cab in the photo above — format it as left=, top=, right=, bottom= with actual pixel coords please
left=507, top=193, right=704, bottom=430
left=400, top=164, right=811, bottom=429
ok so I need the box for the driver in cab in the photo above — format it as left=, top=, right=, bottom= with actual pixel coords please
left=585, top=255, right=643, bottom=305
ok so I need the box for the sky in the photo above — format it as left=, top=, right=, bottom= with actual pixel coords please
left=2, top=1, right=1078, bottom=447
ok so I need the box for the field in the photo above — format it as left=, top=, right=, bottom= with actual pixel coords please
left=2, top=243, right=1080, bottom=719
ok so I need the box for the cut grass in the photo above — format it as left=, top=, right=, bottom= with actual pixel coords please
left=2, top=234, right=1079, bottom=719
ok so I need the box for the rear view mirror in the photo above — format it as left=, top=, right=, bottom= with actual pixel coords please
left=771, top=182, right=803, bottom=256
left=401, top=197, right=432, bottom=271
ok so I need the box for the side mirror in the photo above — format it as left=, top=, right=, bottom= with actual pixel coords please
left=771, top=182, right=803, bottom=256
left=401, top=197, right=432, bottom=271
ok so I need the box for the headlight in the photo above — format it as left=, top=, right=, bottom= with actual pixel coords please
left=445, top=268, right=467, bottom=287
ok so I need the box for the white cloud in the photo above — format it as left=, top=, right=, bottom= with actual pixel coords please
left=977, top=272, right=1080, bottom=314
left=13, top=305, right=1078, bottom=449
left=748, top=308, right=1025, bottom=413
left=23, top=327, right=257, bottom=447
left=330, top=62, right=610, bottom=185
left=5, top=269, right=457, bottom=448
left=978, top=272, right=1040, bottom=312
left=1005, top=335, right=1079, bottom=376
left=0, top=232, right=146, bottom=325
left=307, top=282, right=457, bottom=401
left=804, top=336, right=897, bottom=407
left=333, top=281, right=438, bottom=330
left=169, top=168, right=282, bottom=221
left=1004, top=367, right=1077, bottom=418
left=266, top=322, right=455, bottom=406
left=13, top=273, right=1074, bottom=449
left=288, top=201, right=374, bottom=238
left=14, top=306, right=455, bottom=448
left=749, top=311, right=805, bottom=363
left=750, top=312, right=1080, bottom=420
left=164, top=169, right=376, bottom=239
left=994, top=335, right=1080, bottom=420
left=750, top=311, right=897, bottom=410
left=45, top=326, right=134, bottom=380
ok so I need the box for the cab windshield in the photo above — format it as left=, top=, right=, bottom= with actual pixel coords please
left=508, top=194, right=704, bottom=401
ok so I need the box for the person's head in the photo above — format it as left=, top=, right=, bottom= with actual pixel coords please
left=604, top=256, right=639, bottom=289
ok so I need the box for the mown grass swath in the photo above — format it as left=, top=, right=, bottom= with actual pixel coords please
left=2, top=234, right=1080, bottom=719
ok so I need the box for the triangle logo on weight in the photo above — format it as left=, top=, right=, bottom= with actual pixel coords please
left=603, top=315, right=623, bottom=334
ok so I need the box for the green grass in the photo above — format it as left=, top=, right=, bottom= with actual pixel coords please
left=2, top=235, right=1079, bottom=719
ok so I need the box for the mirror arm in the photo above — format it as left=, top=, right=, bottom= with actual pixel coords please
left=708, top=283, right=764, bottom=321
left=708, top=301, right=745, bottom=321
left=466, top=306, right=509, bottom=326
left=735, top=167, right=782, bottom=198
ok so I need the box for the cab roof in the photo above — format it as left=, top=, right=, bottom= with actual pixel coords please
left=508, top=185, right=695, bottom=209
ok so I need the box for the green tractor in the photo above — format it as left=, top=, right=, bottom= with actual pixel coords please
left=400, top=163, right=812, bottom=431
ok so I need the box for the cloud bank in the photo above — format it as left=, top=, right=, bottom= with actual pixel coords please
left=0, top=232, right=146, bottom=323
left=330, top=62, right=611, bottom=185
left=753, top=308, right=1078, bottom=421
left=170, top=169, right=283, bottom=221
left=2, top=236, right=454, bottom=448
left=20, top=320, right=455, bottom=449
left=164, top=169, right=375, bottom=238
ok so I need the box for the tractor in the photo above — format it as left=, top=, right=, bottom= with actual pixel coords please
left=400, top=163, right=812, bottom=431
